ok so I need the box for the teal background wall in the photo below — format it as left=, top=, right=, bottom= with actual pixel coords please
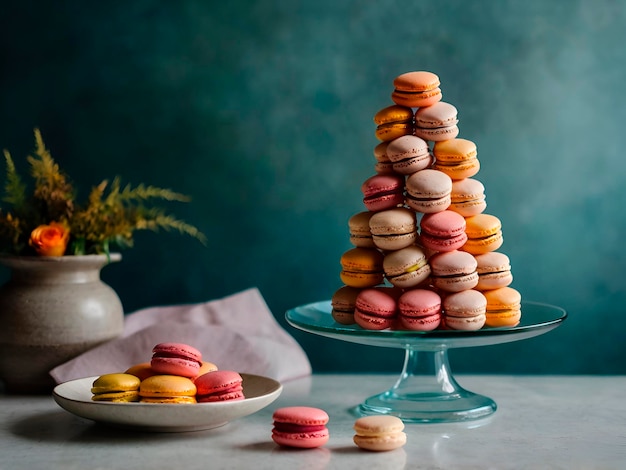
left=1, top=1, right=624, bottom=374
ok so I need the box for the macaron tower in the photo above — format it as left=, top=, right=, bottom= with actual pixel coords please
left=334, top=70, right=522, bottom=331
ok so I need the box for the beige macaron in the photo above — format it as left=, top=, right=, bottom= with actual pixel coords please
left=348, top=211, right=375, bottom=248
left=405, top=169, right=452, bottom=213
left=386, top=135, right=432, bottom=175
left=474, top=252, right=513, bottom=291
left=383, top=245, right=431, bottom=288
left=443, top=289, right=487, bottom=331
left=449, top=178, right=486, bottom=217
left=369, top=207, right=417, bottom=251
left=353, top=415, right=407, bottom=452
left=429, top=250, right=479, bottom=293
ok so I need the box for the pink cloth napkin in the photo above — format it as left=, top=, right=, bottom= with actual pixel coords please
left=49, top=288, right=311, bottom=384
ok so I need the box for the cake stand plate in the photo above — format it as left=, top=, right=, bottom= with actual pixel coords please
left=286, top=300, right=566, bottom=423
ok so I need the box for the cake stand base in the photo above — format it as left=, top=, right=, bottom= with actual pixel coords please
left=355, top=348, right=496, bottom=423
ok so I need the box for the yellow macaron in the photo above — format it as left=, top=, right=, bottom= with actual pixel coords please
left=139, top=375, right=197, bottom=404
left=484, top=287, right=522, bottom=327
left=91, top=373, right=141, bottom=402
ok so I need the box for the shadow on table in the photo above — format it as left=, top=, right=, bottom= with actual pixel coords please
left=9, top=410, right=231, bottom=443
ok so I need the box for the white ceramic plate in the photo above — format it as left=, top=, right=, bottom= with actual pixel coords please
left=53, top=373, right=282, bottom=432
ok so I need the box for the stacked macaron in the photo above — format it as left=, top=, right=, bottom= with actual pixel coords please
left=334, top=70, right=522, bottom=331
left=90, top=342, right=245, bottom=404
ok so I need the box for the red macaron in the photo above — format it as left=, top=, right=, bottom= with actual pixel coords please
left=150, top=342, right=202, bottom=378
left=194, top=370, right=245, bottom=402
left=272, top=406, right=330, bottom=449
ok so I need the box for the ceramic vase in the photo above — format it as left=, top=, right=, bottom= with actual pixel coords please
left=0, top=253, right=124, bottom=394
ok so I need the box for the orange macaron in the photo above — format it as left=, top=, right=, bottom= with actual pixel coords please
left=373, top=105, right=414, bottom=142
left=139, top=375, right=197, bottom=404
left=391, top=71, right=442, bottom=108
left=340, top=247, right=384, bottom=288
left=461, top=214, right=503, bottom=255
left=484, top=287, right=522, bottom=327
left=125, top=362, right=158, bottom=381
left=433, top=138, right=480, bottom=180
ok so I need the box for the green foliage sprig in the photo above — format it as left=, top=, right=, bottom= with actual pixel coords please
left=0, top=128, right=206, bottom=256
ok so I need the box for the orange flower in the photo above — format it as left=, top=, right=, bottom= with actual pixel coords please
left=29, top=222, right=70, bottom=256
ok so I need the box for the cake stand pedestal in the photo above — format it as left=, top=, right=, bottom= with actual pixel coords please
left=286, top=300, right=566, bottom=423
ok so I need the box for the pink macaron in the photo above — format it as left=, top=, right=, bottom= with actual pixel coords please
left=361, top=174, right=405, bottom=212
left=272, top=407, right=330, bottom=449
left=354, top=287, right=398, bottom=330
left=419, top=210, right=468, bottom=253
left=397, top=289, right=442, bottom=331
left=194, top=370, right=245, bottom=402
left=429, top=250, right=479, bottom=293
left=150, top=342, right=202, bottom=378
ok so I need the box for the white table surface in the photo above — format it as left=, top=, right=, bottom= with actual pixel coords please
left=1, top=374, right=625, bottom=470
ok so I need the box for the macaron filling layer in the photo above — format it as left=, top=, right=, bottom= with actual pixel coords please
left=273, top=422, right=327, bottom=433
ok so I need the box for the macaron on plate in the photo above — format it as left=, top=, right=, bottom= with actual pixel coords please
left=53, top=373, right=282, bottom=432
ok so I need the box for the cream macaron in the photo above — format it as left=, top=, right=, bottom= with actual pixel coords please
left=353, top=415, right=407, bottom=452
left=383, top=245, right=431, bottom=288
left=369, top=207, right=417, bottom=251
